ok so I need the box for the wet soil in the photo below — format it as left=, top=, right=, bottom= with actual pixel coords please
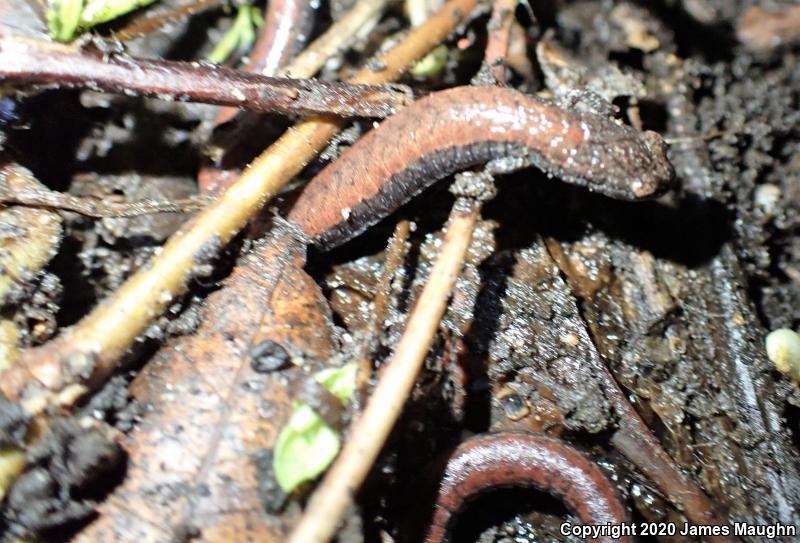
left=1, top=0, right=800, bottom=542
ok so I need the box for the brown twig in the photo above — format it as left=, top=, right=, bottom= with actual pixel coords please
left=484, top=0, right=517, bottom=83
left=610, top=430, right=737, bottom=543
left=0, top=171, right=209, bottom=217
left=1, top=0, right=481, bottom=405
left=605, top=386, right=739, bottom=541
left=199, top=0, right=398, bottom=192
left=546, top=241, right=738, bottom=541
left=276, top=0, right=396, bottom=80
left=287, top=200, right=480, bottom=543
left=0, top=34, right=413, bottom=118
left=355, top=220, right=411, bottom=393
left=211, top=0, right=315, bottom=126
left=607, top=371, right=739, bottom=534
left=114, top=0, right=228, bottom=41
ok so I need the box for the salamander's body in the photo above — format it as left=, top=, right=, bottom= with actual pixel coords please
left=425, top=432, right=630, bottom=543
left=288, top=85, right=674, bottom=249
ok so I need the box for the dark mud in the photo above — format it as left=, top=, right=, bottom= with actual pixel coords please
left=1, top=0, right=800, bottom=542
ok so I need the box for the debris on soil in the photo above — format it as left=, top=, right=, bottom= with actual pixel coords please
left=77, top=230, right=336, bottom=542
left=4, top=417, right=122, bottom=537
left=1, top=0, right=800, bottom=542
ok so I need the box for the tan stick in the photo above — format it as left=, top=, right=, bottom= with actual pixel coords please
left=484, top=0, right=517, bottom=83
left=198, top=0, right=398, bottom=190
left=2, top=0, right=481, bottom=403
left=287, top=202, right=479, bottom=543
left=355, top=219, right=411, bottom=394
left=277, top=0, right=397, bottom=79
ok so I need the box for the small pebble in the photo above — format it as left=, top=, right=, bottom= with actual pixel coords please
left=754, top=183, right=781, bottom=217
left=765, top=328, right=800, bottom=383
left=249, top=340, right=290, bottom=373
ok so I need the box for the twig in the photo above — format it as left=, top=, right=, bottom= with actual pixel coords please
left=610, top=430, right=737, bottom=543
left=546, top=241, right=738, bottom=541
left=0, top=34, right=413, bottom=118
left=663, top=129, right=730, bottom=145
left=278, top=0, right=396, bottom=79
left=114, top=0, right=228, bottom=41
left=484, top=0, right=517, bottom=83
left=0, top=172, right=209, bottom=217
left=2, top=0, right=481, bottom=404
left=287, top=201, right=480, bottom=543
left=355, top=220, right=411, bottom=393
left=200, top=0, right=393, bottom=191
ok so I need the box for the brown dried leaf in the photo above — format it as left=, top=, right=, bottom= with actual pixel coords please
left=76, top=230, right=336, bottom=543
left=0, top=163, right=63, bottom=307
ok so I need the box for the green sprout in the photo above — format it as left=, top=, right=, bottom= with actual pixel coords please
left=406, top=0, right=449, bottom=78
left=47, top=0, right=160, bottom=42
left=411, top=45, right=448, bottom=77
left=273, top=362, right=358, bottom=492
left=207, top=6, right=264, bottom=64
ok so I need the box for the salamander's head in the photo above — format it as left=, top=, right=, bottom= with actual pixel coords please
left=567, top=121, right=676, bottom=202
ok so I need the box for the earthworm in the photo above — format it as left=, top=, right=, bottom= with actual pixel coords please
left=424, top=432, right=630, bottom=543
left=287, top=85, right=674, bottom=250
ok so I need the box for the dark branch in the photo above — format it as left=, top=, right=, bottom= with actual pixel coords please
left=0, top=33, right=414, bottom=118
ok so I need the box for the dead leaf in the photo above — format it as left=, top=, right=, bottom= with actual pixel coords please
left=76, top=228, right=337, bottom=543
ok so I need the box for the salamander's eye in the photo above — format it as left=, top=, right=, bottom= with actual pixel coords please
left=497, top=388, right=530, bottom=421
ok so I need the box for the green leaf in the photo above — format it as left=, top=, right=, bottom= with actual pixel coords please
left=47, top=0, right=159, bottom=42
left=207, top=6, right=264, bottom=64
left=411, top=45, right=448, bottom=78
left=47, top=0, right=84, bottom=42
left=273, top=403, right=341, bottom=492
left=314, top=362, right=358, bottom=403
left=272, top=362, right=358, bottom=492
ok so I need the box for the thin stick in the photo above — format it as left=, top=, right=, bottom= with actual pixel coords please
left=355, top=220, right=411, bottom=393
left=115, top=0, right=228, bottom=41
left=1, top=173, right=209, bottom=217
left=546, top=239, right=738, bottom=540
left=200, top=0, right=396, bottom=190
left=611, top=430, right=737, bottom=543
left=276, top=0, right=398, bottom=79
left=0, top=34, right=413, bottom=118
left=484, top=0, right=517, bottom=83
left=287, top=202, right=479, bottom=543
left=2, top=0, right=481, bottom=403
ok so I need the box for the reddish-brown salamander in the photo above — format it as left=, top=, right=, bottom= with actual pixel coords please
left=425, top=432, right=630, bottom=543
left=287, top=85, right=674, bottom=250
